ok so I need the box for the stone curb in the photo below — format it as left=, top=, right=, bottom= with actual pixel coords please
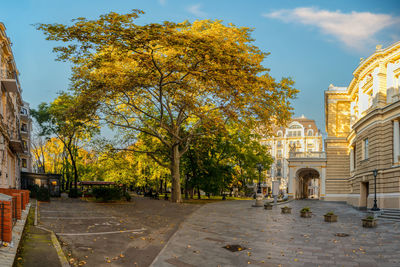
left=264, top=198, right=294, bottom=206
left=150, top=203, right=210, bottom=266
left=0, top=203, right=31, bottom=267
left=36, top=226, right=70, bottom=267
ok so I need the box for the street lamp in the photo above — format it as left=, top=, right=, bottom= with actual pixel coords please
left=371, top=169, right=380, bottom=211
left=252, top=163, right=264, bottom=207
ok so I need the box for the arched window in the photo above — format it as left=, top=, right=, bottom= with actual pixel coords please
left=277, top=130, right=283, bottom=137
left=307, top=129, right=314, bottom=136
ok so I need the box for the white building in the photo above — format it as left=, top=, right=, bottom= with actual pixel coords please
left=262, top=116, right=323, bottom=193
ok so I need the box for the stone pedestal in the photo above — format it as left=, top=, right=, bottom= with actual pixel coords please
left=252, top=194, right=264, bottom=207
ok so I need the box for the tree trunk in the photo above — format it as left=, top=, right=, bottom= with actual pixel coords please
left=197, top=185, right=201, bottom=199
left=184, top=174, right=189, bottom=200
left=159, top=179, right=163, bottom=193
left=66, top=145, right=79, bottom=190
left=170, top=144, right=182, bottom=203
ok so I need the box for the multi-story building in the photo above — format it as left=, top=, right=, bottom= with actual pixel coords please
left=0, top=22, right=31, bottom=189
left=263, top=116, right=323, bottom=194
left=325, top=42, right=400, bottom=209
left=20, top=101, right=32, bottom=172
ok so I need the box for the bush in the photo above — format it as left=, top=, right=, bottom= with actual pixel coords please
left=28, top=184, right=40, bottom=198
left=37, top=186, right=50, bottom=202
left=68, top=188, right=81, bottom=198
left=124, top=192, right=131, bottom=202
left=300, top=207, right=310, bottom=212
left=92, top=187, right=122, bottom=202
left=325, top=211, right=335, bottom=216
left=365, top=215, right=375, bottom=220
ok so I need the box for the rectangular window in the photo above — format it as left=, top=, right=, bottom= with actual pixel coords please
left=350, top=146, right=355, bottom=171
left=277, top=140, right=282, bottom=147
left=362, top=138, right=369, bottom=160
left=22, top=159, right=27, bottom=168
left=354, top=145, right=357, bottom=167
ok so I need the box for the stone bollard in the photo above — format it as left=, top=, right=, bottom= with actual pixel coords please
left=252, top=193, right=264, bottom=207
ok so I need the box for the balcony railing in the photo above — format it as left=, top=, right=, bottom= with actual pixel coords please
left=0, top=68, right=20, bottom=93
left=289, top=151, right=326, bottom=159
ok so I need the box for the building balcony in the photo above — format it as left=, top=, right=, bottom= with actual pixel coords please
left=20, top=130, right=29, bottom=138
left=9, top=139, right=24, bottom=153
left=20, top=113, right=29, bottom=121
left=289, top=151, right=326, bottom=159
left=8, top=128, right=24, bottom=153
left=0, top=68, right=20, bottom=93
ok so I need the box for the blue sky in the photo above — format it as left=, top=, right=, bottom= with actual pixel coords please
left=2, top=0, right=400, bottom=135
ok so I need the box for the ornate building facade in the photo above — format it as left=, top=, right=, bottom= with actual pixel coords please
left=325, top=42, right=400, bottom=208
left=263, top=116, right=323, bottom=194
left=0, top=22, right=31, bottom=189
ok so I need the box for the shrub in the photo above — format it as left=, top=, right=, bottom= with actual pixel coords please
left=125, top=192, right=131, bottom=202
left=68, top=188, right=81, bottom=198
left=28, top=184, right=40, bottom=198
left=92, top=187, right=122, bottom=202
left=300, top=207, right=310, bottom=212
left=365, top=215, right=375, bottom=220
left=37, top=186, right=50, bottom=202
left=282, top=206, right=290, bottom=209
left=325, top=211, right=335, bottom=216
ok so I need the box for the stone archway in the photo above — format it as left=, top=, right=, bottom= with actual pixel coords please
left=295, top=168, right=320, bottom=199
left=288, top=160, right=326, bottom=200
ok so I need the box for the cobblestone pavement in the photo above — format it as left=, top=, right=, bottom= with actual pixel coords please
left=151, top=200, right=400, bottom=267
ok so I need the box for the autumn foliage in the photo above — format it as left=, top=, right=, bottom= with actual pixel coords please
left=36, top=10, right=298, bottom=202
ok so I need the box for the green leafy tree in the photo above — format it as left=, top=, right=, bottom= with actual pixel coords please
left=31, top=93, right=99, bottom=190
left=37, top=10, right=297, bottom=202
left=183, top=124, right=271, bottom=198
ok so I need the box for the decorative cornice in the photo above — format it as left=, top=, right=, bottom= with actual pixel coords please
left=348, top=42, right=400, bottom=96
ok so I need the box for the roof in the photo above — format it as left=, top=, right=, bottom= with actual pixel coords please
left=272, top=116, right=320, bottom=136
left=78, top=181, right=116, bottom=186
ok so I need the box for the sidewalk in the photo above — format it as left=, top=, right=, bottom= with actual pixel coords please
left=14, top=225, right=62, bottom=267
left=12, top=201, right=66, bottom=267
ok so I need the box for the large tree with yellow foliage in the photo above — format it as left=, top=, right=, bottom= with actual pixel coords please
left=37, top=10, right=297, bottom=202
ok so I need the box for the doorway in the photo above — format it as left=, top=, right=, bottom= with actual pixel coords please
left=360, top=182, right=369, bottom=209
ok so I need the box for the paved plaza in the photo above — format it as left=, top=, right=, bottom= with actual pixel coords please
left=151, top=200, right=400, bottom=267
left=37, top=197, right=197, bottom=267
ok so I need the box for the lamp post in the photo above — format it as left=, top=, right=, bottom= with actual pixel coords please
left=252, top=163, right=264, bottom=207
left=371, top=169, right=380, bottom=211
left=256, top=163, right=263, bottom=194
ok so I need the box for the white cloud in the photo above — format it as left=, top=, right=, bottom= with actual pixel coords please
left=263, top=7, right=400, bottom=50
left=187, top=4, right=207, bottom=18
left=158, top=0, right=167, bottom=6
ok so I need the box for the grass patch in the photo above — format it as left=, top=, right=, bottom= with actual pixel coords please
left=13, top=205, right=35, bottom=267
left=182, top=195, right=252, bottom=204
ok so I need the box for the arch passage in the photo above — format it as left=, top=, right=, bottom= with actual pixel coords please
left=295, top=168, right=320, bottom=199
